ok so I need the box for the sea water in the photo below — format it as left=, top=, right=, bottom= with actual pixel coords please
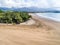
left=36, top=13, right=60, bottom=22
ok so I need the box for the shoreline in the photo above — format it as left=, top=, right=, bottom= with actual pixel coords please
left=0, top=13, right=59, bottom=26
left=0, top=13, right=60, bottom=45
left=29, top=13, right=60, bottom=23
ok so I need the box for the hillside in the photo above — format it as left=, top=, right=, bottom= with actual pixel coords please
left=0, top=7, right=60, bottom=13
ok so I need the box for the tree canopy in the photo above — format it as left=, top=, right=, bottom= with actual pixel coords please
left=0, top=11, right=31, bottom=24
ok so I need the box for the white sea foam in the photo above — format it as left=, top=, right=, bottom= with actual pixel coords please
left=36, top=13, right=60, bottom=22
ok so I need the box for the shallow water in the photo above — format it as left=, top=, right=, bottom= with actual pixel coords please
left=36, top=13, right=60, bottom=22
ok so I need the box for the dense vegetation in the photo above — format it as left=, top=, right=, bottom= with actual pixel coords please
left=0, top=10, right=31, bottom=24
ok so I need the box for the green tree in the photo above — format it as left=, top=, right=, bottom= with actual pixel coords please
left=20, top=12, right=31, bottom=22
left=0, top=9, right=4, bottom=13
left=0, top=11, right=31, bottom=24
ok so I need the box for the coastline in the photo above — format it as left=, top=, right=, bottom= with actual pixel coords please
left=29, top=13, right=60, bottom=23
left=0, top=13, right=60, bottom=45
left=29, top=13, right=60, bottom=30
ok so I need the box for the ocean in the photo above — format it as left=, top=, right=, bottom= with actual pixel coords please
left=36, top=13, right=60, bottom=22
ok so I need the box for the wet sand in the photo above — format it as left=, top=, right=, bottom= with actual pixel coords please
left=0, top=14, right=60, bottom=45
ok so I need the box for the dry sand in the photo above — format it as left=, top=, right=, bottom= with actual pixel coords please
left=0, top=13, right=60, bottom=45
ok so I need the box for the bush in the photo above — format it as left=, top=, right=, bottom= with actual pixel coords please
left=0, top=11, right=31, bottom=24
left=20, top=12, right=31, bottom=22
left=0, top=9, right=4, bottom=13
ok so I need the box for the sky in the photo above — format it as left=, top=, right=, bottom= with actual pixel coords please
left=0, top=0, right=60, bottom=9
left=0, top=0, right=60, bottom=21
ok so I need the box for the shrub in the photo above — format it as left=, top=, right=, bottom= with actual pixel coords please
left=0, top=11, right=31, bottom=24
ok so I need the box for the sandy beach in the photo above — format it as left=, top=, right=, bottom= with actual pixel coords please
left=0, top=13, right=60, bottom=45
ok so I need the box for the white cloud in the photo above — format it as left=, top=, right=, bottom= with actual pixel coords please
left=0, top=0, right=60, bottom=9
left=51, top=0, right=60, bottom=7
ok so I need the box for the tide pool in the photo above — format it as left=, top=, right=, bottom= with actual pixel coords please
left=36, top=13, right=60, bottom=22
